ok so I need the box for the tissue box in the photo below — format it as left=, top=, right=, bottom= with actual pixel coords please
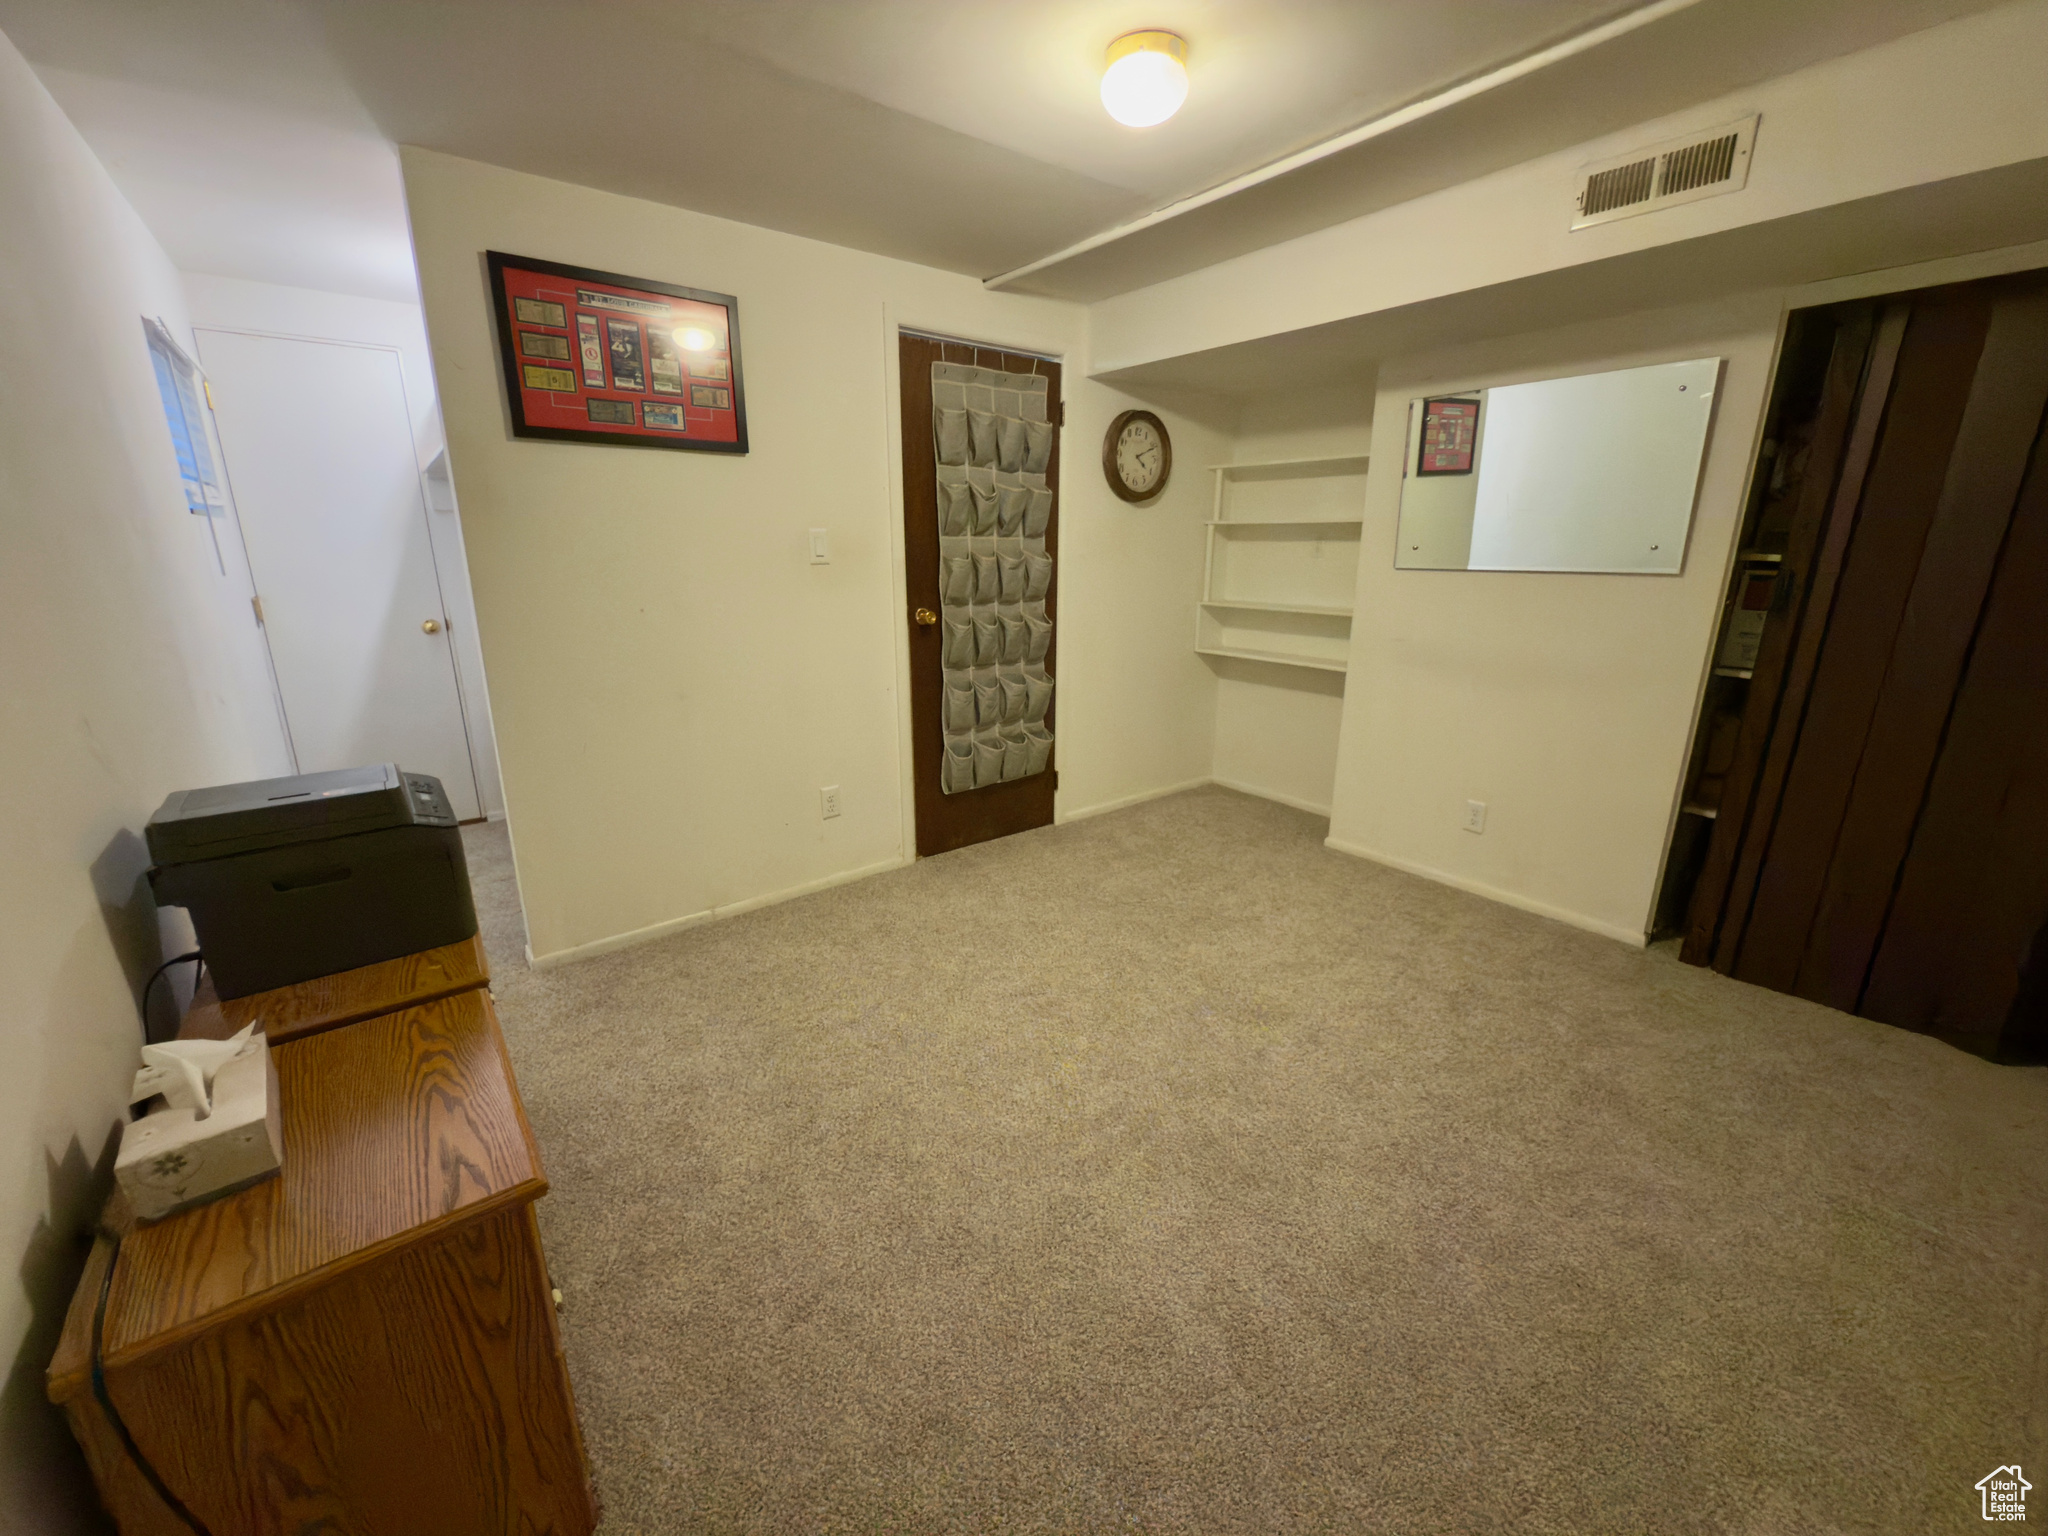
left=116, top=1027, right=283, bottom=1222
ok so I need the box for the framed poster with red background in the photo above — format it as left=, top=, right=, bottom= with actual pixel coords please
left=486, top=251, right=747, bottom=454
left=1417, top=395, right=1479, bottom=476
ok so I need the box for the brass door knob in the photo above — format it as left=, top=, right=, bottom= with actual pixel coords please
left=913, top=608, right=938, bottom=627
left=422, top=619, right=442, bottom=634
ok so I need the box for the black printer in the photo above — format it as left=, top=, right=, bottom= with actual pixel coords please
left=146, top=764, right=479, bottom=999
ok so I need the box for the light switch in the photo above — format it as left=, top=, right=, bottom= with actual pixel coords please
left=808, top=528, right=830, bottom=564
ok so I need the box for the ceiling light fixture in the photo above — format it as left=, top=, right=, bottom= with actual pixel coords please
left=1100, top=30, right=1187, bottom=128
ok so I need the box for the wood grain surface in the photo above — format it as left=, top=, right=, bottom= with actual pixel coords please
left=899, top=331, right=1060, bottom=857
left=60, top=1205, right=594, bottom=1535
left=51, top=988, right=542, bottom=1397
left=179, top=934, right=488, bottom=1044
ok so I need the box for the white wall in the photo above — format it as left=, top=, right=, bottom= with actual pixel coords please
left=1326, top=292, right=1781, bottom=943
left=0, top=33, right=291, bottom=1529
left=1208, top=382, right=1373, bottom=817
left=402, top=149, right=1220, bottom=963
left=181, top=272, right=505, bottom=818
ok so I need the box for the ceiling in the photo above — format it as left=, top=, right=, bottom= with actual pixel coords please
left=0, top=0, right=2014, bottom=308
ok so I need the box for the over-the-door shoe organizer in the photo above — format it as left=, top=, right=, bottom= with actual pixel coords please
left=933, top=361, right=1055, bottom=793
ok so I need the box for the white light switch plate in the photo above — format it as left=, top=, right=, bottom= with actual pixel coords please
left=808, top=528, right=830, bottom=564
left=1464, top=799, right=1487, bottom=834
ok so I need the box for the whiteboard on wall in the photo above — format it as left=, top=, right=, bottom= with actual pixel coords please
left=1396, top=356, right=1722, bottom=574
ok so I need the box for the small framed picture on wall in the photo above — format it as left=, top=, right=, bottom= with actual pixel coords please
left=485, top=251, right=748, bottom=454
left=1418, top=395, right=1479, bottom=476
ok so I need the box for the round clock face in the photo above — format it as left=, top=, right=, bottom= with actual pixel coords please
left=1116, top=416, right=1165, bottom=495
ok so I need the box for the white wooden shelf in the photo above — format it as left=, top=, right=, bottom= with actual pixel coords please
left=1198, top=457, right=1368, bottom=677
left=1202, top=517, right=1364, bottom=528
left=1200, top=599, right=1352, bottom=617
left=1205, top=453, right=1372, bottom=473
left=1197, top=645, right=1348, bottom=674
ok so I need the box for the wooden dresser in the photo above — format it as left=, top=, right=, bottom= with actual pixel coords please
left=46, top=941, right=597, bottom=1534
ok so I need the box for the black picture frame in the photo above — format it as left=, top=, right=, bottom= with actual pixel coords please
left=485, top=250, right=749, bottom=455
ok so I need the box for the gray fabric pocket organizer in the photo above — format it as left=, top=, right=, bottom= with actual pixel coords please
left=944, top=676, right=976, bottom=732
left=1024, top=553, right=1052, bottom=601
left=931, top=361, right=1057, bottom=793
left=937, top=481, right=973, bottom=536
left=944, top=735, right=976, bottom=794
left=942, top=612, right=974, bottom=667
left=1024, top=420, right=1053, bottom=474
left=974, top=732, right=1005, bottom=788
left=1024, top=488, right=1053, bottom=539
left=942, top=556, right=974, bottom=607
left=997, top=415, right=1029, bottom=473
left=1001, top=729, right=1032, bottom=781
left=968, top=410, right=998, bottom=467
left=1024, top=674, right=1054, bottom=723
left=1022, top=724, right=1053, bottom=776
left=997, top=485, right=1029, bottom=537
left=974, top=677, right=1003, bottom=728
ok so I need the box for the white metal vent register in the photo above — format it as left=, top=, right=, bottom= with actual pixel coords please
left=1572, top=115, right=1758, bottom=229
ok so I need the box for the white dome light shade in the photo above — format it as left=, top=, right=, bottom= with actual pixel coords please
left=1101, top=31, right=1188, bottom=128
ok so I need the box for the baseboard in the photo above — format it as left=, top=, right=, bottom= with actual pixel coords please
left=1056, top=775, right=1213, bottom=825
left=528, top=853, right=911, bottom=969
left=1211, top=777, right=1332, bottom=818
left=1322, top=834, right=1648, bottom=948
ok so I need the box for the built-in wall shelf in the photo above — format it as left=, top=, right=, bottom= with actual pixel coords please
left=1199, top=455, right=1368, bottom=675
left=1202, top=517, right=1364, bottom=529
left=1196, top=644, right=1350, bottom=674
left=1205, top=454, right=1373, bottom=473
left=1200, top=598, right=1352, bottom=617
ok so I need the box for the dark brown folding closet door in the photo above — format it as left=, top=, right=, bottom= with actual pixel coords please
left=1683, top=271, right=2048, bottom=1060
left=899, top=332, right=1059, bottom=857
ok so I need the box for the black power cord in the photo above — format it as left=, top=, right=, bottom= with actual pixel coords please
left=139, top=952, right=204, bottom=1046
left=90, top=1228, right=212, bottom=1533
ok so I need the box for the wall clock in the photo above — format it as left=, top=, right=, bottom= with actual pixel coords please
left=1102, top=409, right=1171, bottom=502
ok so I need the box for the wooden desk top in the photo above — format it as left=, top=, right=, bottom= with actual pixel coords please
left=179, top=934, right=488, bottom=1045
left=50, top=987, right=543, bottom=1402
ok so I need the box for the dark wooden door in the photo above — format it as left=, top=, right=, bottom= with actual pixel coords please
left=1683, top=269, right=2048, bottom=1060
left=898, top=332, right=1059, bottom=857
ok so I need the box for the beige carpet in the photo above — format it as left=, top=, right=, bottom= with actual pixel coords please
left=463, top=787, right=2047, bottom=1535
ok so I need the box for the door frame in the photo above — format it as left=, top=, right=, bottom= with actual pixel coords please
left=195, top=326, right=489, bottom=818
left=877, top=303, right=1071, bottom=861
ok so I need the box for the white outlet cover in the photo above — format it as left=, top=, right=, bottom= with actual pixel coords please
left=821, top=785, right=842, bottom=819
left=1464, top=799, right=1487, bottom=834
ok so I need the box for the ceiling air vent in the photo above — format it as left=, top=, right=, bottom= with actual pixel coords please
left=1572, top=114, right=1758, bottom=230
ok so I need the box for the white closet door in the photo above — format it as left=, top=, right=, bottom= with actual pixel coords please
left=197, top=331, right=482, bottom=820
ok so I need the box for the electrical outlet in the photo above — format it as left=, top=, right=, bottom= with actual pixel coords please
left=1464, top=799, right=1487, bottom=834
left=808, top=528, right=830, bottom=564
left=820, top=785, right=842, bottom=820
